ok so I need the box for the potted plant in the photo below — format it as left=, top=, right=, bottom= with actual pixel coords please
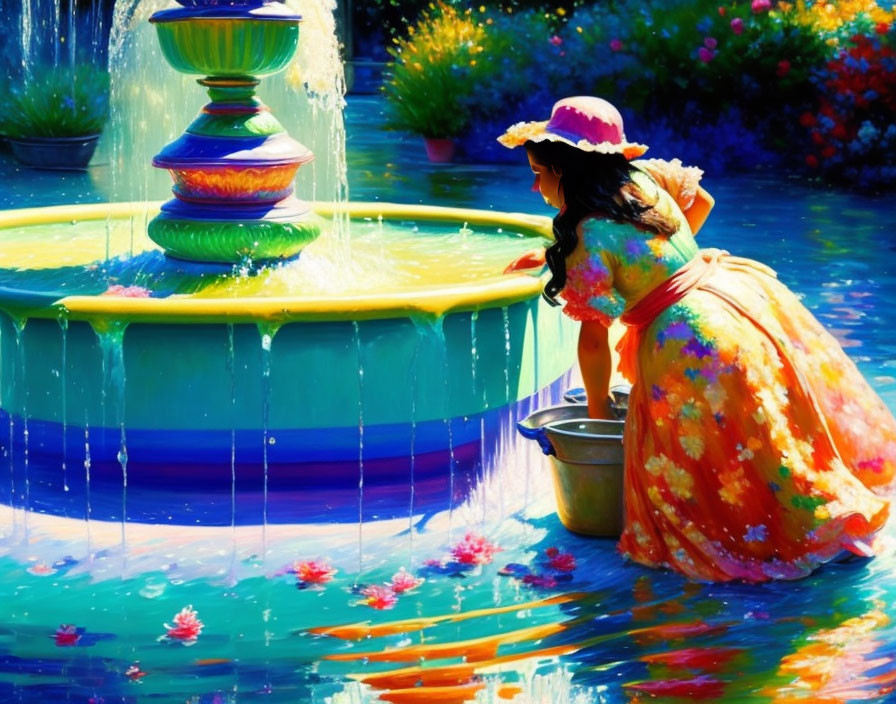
left=0, top=62, right=110, bottom=171
left=383, top=3, right=494, bottom=162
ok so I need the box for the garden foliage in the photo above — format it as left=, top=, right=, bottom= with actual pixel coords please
left=383, top=0, right=896, bottom=187
left=0, top=63, right=110, bottom=139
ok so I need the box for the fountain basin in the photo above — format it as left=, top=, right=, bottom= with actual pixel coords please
left=0, top=202, right=577, bottom=474
left=150, top=5, right=301, bottom=77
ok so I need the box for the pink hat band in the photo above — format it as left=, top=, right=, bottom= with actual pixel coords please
left=545, top=104, right=624, bottom=146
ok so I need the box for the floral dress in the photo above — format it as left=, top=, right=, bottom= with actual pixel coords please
left=560, top=159, right=895, bottom=582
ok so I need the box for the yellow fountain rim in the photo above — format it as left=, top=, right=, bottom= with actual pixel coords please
left=0, top=201, right=554, bottom=325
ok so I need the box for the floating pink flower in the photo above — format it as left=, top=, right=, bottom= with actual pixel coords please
left=751, top=0, right=771, bottom=13
left=545, top=547, right=577, bottom=572
left=360, top=585, right=397, bottom=610
left=163, top=605, right=203, bottom=643
left=54, top=624, right=81, bottom=646
left=698, top=47, right=715, bottom=63
left=548, top=35, right=563, bottom=46
left=522, top=574, right=557, bottom=589
left=609, top=38, right=624, bottom=52
left=27, top=563, right=57, bottom=576
left=390, top=569, right=424, bottom=594
left=293, top=559, right=337, bottom=586
left=450, top=532, right=502, bottom=566
left=731, top=17, right=744, bottom=34
left=102, top=284, right=152, bottom=298
left=704, top=37, right=717, bottom=50
left=125, top=663, right=147, bottom=681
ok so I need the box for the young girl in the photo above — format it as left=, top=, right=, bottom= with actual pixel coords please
left=501, top=96, right=895, bottom=582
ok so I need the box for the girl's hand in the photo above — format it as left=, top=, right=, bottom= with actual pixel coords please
left=504, top=248, right=546, bottom=274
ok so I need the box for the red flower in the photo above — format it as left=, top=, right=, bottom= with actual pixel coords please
left=549, top=35, right=563, bottom=46
left=163, top=605, right=203, bottom=643
left=54, top=624, right=81, bottom=647
left=805, top=155, right=819, bottom=168
left=799, top=112, right=816, bottom=127
left=811, top=131, right=826, bottom=145
left=718, top=6, right=727, bottom=16
left=546, top=549, right=577, bottom=572
left=450, top=532, right=502, bottom=565
left=609, top=38, right=623, bottom=52
left=876, top=22, right=890, bottom=35
left=389, top=569, right=424, bottom=594
left=522, top=574, right=558, bottom=589
left=360, top=585, right=397, bottom=610
left=776, top=60, right=791, bottom=77
left=126, top=663, right=147, bottom=681
left=293, top=559, right=337, bottom=585
left=821, top=145, right=837, bottom=158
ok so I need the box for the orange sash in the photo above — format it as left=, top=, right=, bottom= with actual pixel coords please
left=615, top=249, right=725, bottom=381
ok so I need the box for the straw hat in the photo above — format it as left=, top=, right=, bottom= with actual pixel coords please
left=498, top=96, right=647, bottom=160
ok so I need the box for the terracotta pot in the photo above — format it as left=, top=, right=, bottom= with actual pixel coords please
left=8, top=134, right=100, bottom=171
left=423, top=137, right=455, bottom=163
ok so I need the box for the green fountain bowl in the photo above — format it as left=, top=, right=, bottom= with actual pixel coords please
left=148, top=202, right=322, bottom=263
left=152, top=17, right=299, bottom=77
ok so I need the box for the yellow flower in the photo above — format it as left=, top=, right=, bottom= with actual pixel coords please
left=680, top=434, right=705, bottom=461
left=718, top=466, right=747, bottom=505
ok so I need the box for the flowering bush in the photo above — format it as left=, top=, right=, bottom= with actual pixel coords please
left=383, top=3, right=494, bottom=138
left=385, top=0, right=896, bottom=186
left=801, top=27, right=896, bottom=188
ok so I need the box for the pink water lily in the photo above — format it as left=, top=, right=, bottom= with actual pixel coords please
left=609, top=38, right=624, bottom=52
left=450, top=532, right=502, bottom=566
left=102, top=284, right=152, bottom=298
left=360, top=585, right=398, bottom=610
left=731, top=17, right=744, bottom=35
left=522, top=574, right=558, bottom=589
left=27, top=563, right=57, bottom=576
left=390, top=569, right=424, bottom=594
left=125, top=663, right=147, bottom=681
left=163, top=605, right=203, bottom=643
left=751, top=0, right=771, bottom=13
left=698, top=47, right=715, bottom=63
left=54, top=624, right=81, bottom=646
left=704, top=37, right=717, bottom=50
left=548, top=35, right=563, bottom=46
left=545, top=547, right=577, bottom=572
left=293, top=559, right=337, bottom=585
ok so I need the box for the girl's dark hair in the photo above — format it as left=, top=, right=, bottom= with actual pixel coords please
left=525, top=140, right=678, bottom=305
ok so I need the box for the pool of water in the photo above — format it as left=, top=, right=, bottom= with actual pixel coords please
left=0, top=215, right=542, bottom=299
left=2, top=96, right=896, bottom=703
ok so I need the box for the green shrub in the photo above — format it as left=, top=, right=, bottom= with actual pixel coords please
left=0, top=63, right=110, bottom=139
left=383, top=4, right=497, bottom=138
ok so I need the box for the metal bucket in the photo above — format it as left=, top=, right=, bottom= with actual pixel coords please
left=518, top=407, right=625, bottom=537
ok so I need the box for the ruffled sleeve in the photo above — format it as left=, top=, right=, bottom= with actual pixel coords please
left=635, top=158, right=704, bottom=212
left=559, top=221, right=626, bottom=327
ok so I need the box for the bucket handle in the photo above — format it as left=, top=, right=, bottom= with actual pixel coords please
left=516, top=423, right=556, bottom=456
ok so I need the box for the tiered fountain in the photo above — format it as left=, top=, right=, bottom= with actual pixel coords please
left=0, top=0, right=578, bottom=525
left=147, top=0, right=320, bottom=263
